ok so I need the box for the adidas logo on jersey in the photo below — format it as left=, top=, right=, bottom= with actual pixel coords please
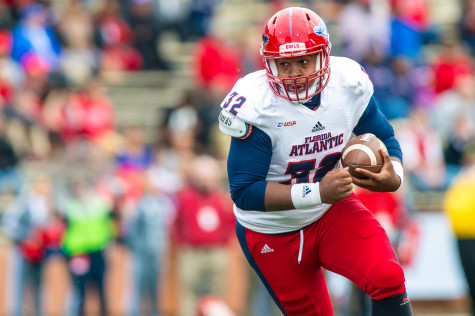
left=261, top=244, right=274, bottom=254
left=312, top=121, right=325, bottom=132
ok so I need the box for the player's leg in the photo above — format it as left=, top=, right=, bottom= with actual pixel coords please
left=236, top=221, right=333, bottom=316
left=316, top=194, right=413, bottom=316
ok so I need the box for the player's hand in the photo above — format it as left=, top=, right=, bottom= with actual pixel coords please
left=320, top=167, right=353, bottom=204
left=351, top=149, right=401, bottom=192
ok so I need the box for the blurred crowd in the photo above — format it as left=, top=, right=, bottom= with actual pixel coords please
left=0, top=0, right=474, bottom=316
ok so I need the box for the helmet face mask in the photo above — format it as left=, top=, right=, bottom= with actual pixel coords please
left=261, top=7, right=331, bottom=102
left=267, top=51, right=329, bottom=101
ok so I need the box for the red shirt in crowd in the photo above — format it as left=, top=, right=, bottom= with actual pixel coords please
left=172, top=186, right=235, bottom=247
left=355, top=187, right=420, bottom=267
left=390, top=0, right=430, bottom=30
left=60, top=90, right=115, bottom=143
left=354, top=188, right=405, bottom=228
left=431, top=46, right=473, bottom=95
left=193, top=35, right=242, bottom=93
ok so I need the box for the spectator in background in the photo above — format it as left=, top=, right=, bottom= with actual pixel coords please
left=338, top=0, right=390, bottom=63
left=443, top=142, right=475, bottom=316
left=443, top=115, right=475, bottom=179
left=192, top=21, right=242, bottom=151
left=160, top=90, right=200, bottom=150
left=171, top=155, right=234, bottom=316
left=430, top=74, right=475, bottom=180
left=3, top=52, right=53, bottom=160
left=0, top=0, right=17, bottom=30
left=192, top=22, right=241, bottom=94
left=430, top=40, right=473, bottom=95
left=386, top=57, right=416, bottom=117
left=128, top=0, right=171, bottom=70
left=235, top=26, right=263, bottom=76
left=60, top=174, right=115, bottom=316
left=187, top=0, right=222, bottom=40
left=398, top=108, right=448, bottom=192
left=57, top=0, right=95, bottom=51
left=162, top=89, right=223, bottom=154
left=389, top=18, right=422, bottom=61
left=59, top=78, right=115, bottom=144
left=430, top=74, right=475, bottom=137
left=389, top=0, right=432, bottom=60
left=363, top=53, right=415, bottom=120
left=152, top=0, right=189, bottom=42
left=11, top=3, right=62, bottom=71
left=2, top=172, right=57, bottom=316
left=7, top=87, right=53, bottom=159
left=389, top=0, right=430, bottom=31
left=96, top=0, right=143, bottom=72
left=3, top=90, right=40, bottom=159
left=156, top=115, right=197, bottom=185
left=0, top=112, right=22, bottom=194
left=113, top=124, right=153, bottom=217
left=125, top=171, right=175, bottom=316
left=57, top=0, right=98, bottom=86
left=0, top=30, right=24, bottom=99
left=41, top=78, right=70, bottom=154
left=361, top=51, right=394, bottom=109
left=115, top=124, right=154, bottom=171
left=0, top=42, right=55, bottom=160
left=460, top=0, right=475, bottom=55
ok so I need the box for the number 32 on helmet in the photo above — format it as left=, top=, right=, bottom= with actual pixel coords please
left=261, top=7, right=332, bottom=102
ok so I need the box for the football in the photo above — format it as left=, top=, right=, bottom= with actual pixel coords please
left=341, top=133, right=387, bottom=178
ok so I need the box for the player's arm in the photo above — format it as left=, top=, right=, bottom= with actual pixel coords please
left=226, top=122, right=352, bottom=211
left=352, top=96, right=403, bottom=192
left=227, top=123, right=301, bottom=211
left=226, top=125, right=272, bottom=211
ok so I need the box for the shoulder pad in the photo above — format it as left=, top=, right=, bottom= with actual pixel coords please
left=218, top=109, right=252, bottom=139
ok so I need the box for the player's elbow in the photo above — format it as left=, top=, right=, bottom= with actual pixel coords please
left=231, top=189, right=247, bottom=210
left=231, top=188, right=257, bottom=211
left=230, top=182, right=267, bottom=211
left=383, top=136, right=403, bottom=164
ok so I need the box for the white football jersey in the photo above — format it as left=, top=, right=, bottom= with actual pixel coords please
left=221, top=56, right=374, bottom=234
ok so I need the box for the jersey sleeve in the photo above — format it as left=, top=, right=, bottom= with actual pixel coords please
left=227, top=126, right=272, bottom=211
left=353, top=63, right=375, bottom=124
left=219, top=72, right=268, bottom=127
left=353, top=95, right=403, bottom=163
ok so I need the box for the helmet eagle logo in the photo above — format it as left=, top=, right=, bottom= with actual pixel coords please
left=313, top=18, right=329, bottom=38
left=262, top=33, right=269, bottom=45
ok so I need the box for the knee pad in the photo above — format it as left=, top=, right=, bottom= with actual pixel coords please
left=368, top=260, right=405, bottom=291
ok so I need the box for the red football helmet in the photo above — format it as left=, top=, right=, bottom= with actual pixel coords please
left=261, top=7, right=331, bottom=102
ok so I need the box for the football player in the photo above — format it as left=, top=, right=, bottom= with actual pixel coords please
left=218, top=6, right=412, bottom=316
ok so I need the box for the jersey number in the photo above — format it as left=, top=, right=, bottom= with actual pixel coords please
left=281, top=153, right=341, bottom=184
left=223, top=91, right=246, bottom=115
